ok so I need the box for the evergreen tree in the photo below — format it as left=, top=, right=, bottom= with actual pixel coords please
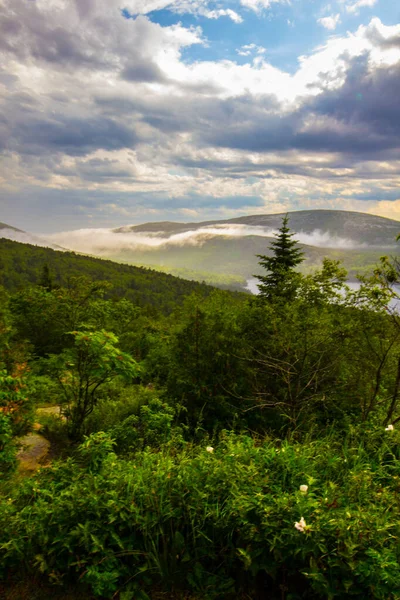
left=38, top=263, right=53, bottom=291
left=255, top=215, right=304, bottom=301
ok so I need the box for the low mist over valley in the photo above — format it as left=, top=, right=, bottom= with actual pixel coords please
left=1, top=210, right=398, bottom=291
left=0, top=223, right=63, bottom=251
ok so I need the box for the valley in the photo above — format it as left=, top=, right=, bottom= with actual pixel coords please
left=1, top=210, right=398, bottom=291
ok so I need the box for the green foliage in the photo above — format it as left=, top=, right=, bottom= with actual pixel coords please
left=109, top=398, right=179, bottom=454
left=38, top=263, right=54, bottom=291
left=1, top=427, right=400, bottom=599
left=83, top=384, right=153, bottom=436
left=0, top=238, right=213, bottom=315
left=2, top=228, right=400, bottom=599
left=46, top=330, right=140, bottom=439
left=238, top=300, right=349, bottom=429
left=299, top=258, right=348, bottom=305
left=164, top=291, right=248, bottom=430
left=10, top=277, right=112, bottom=356
left=26, top=374, right=60, bottom=406
left=0, top=367, right=34, bottom=437
left=256, top=215, right=305, bottom=301
left=0, top=414, right=17, bottom=478
left=78, top=432, right=116, bottom=473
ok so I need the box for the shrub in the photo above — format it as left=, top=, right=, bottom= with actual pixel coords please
left=1, top=425, right=400, bottom=599
left=26, top=375, right=60, bottom=406
left=36, top=413, right=70, bottom=449
left=0, top=414, right=17, bottom=478
left=83, top=385, right=157, bottom=437
left=0, top=367, right=35, bottom=437
left=46, top=330, right=140, bottom=440
left=109, top=397, right=180, bottom=454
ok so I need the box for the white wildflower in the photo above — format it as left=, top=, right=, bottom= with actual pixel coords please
left=206, top=446, right=214, bottom=453
left=299, top=485, right=308, bottom=493
left=294, top=517, right=307, bottom=533
left=385, top=424, right=394, bottom=431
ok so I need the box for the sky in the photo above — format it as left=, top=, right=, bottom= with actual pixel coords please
left=0, top=0, right=400, bottom=233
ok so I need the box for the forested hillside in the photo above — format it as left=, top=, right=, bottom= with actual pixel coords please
left=0, top=238, right=216, bottom=314
left=44, top=210, right=399, bottom=288
left=1, top=222, right=400, bottom=600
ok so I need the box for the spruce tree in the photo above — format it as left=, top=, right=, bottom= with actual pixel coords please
left=38, top=263, right=53, bottom=291
left=255, top=215, right=304, bottom=301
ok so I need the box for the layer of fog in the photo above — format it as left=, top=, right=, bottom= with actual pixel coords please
left=246, top=278, right=400, bottom=311
left=47, top=224, right=365, bottom=254
left=0, top=228, right=61, bottom=250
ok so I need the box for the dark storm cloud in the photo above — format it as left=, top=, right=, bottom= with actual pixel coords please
left=195, top=53, right=400, bottom=161
left=0, top=0, right=108, bottom=69
left=121, top=59, right=168, bottom=83
left=310, top=56, right=400, bottom=139
left=56, top=157, right=136, bottom=181
left=136, top=92, right=281, bottom=137
left=8, top=115, right=138, bottom=157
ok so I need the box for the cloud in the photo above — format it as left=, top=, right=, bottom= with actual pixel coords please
left=0, top=1, right=204, bottom=72
left=318, top=14, right=341, bottom=30
left=127, top=0, right=289, bottom=16
left=0, top=227, right=62, bottom=250
left=342, top=0, right=378, bottom=15
left=240, top=0, right=289, bottom=12
left=237, top=43, right=266, bottom=56
left=121, top=1, right=243, bottom=22
left=121, top=59, right=168, bottom=83
left=204, top=9, right=243, bottom=23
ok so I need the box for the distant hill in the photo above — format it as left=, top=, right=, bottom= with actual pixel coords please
left=116, top=210, right=399, bottom=247
left=0, top=239, right=219, bottom=314
left=47, top=210, right=400, bottom=288
left=0, top=222, right=64, bottom=250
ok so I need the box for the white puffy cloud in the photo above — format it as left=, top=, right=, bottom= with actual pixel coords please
left=240, top=0, right=289, bottom=12
left=119, top=0, right=242, bottom=21
left=318, top=14, right=341, bottom=30
left=205, top=8, right=243, bottom=23
left=237, top=43, right=266, bottom=56
left=342, top=0, right=378, bottom=15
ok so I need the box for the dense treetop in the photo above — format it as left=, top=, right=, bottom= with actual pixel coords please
left=0, top=238, right=222, bottom=314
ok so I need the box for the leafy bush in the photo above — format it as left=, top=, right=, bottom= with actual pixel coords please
left=0, top=367, right=34, bottom=437
left=109, top=397, right=180, bottom=454
left=0, top=414, right=17, bottom=478
left=46, top=330, right=140, bottom=439
left=83, top=385, right=156, bottom=437
left=1, top=425, right=400, bottom=599
left=26, top=375, right=60, bottom=406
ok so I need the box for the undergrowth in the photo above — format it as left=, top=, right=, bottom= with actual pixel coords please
left=1, top=423, right=400, bottom=599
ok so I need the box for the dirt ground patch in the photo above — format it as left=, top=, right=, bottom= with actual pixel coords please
left=16, top=432, right=51, bottom=473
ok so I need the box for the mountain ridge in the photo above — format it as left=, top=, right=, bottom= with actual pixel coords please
left=0, top=222, right=64, bottom=250
left=113, top=210, right=399, bottom=247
